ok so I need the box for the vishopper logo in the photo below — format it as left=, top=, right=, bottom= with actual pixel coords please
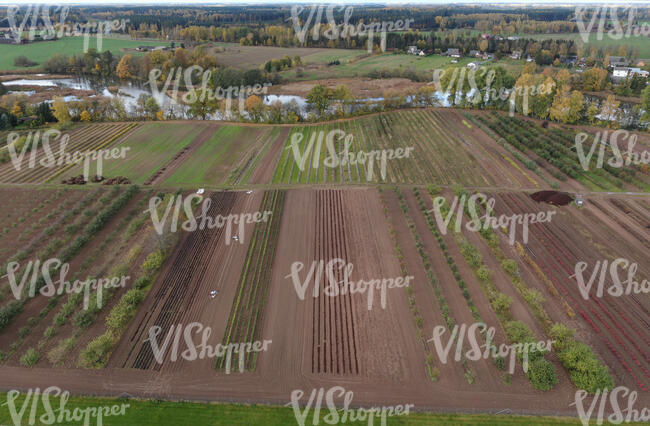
left=6, top=130, right=130, bottom=181
left=571, top=386, right=649, bottom=426
left=1, top=386, right=130, bottom=426
left=432, top=68, right=555, bottom=117
left=287, top=129, right=413, bottom=181
left=5, top=258, right=129, bottom=309
left=286, top=386, right=414, bottom=426
left=148, top=66, right=271, bottom=117
left=429, top=193, right=556, bottom=246
left=288, top=5, right=413, bottom=53
left=144, top=322, right=271, bottom=373
left=575, top=6, right=650, bottom=43
left=428, top=323, right=554, bottom=375
left=575, top=130, right=650, bottom=171
left=286, top=258, right=413, bottom=310
left=6, top=5, right=128, bottom=52
left=146, top=194, right=272, bottom=242
left=573, top=258, right=648, bottom=301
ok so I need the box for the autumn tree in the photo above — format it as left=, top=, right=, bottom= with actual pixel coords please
left=10, top=103, right=22, bottom=118
left=52, top=97, right=71, bottom=123
left=80, top=110, right=91, bottom=122
left=244, top=94, right=264, bottom=121
left=116, top=54, right=133, bottom=80
left=549, top=86, right=584, bottom=124
left=600, top=95, right=620, bottom=126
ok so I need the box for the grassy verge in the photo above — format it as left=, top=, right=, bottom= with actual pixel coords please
left=0, top=392, right=607, bottom=425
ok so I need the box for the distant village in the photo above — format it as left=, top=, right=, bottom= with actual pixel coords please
left=406, top=33, right=648, bottom=87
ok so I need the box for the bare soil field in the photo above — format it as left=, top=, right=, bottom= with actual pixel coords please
left=0, top=110, right=649, bottom=417
left=4, top=188, right=636, bottom=416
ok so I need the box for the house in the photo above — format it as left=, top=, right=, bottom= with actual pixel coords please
left=629, top=68, right=649, bottom=77
left=612, top=67, right=649, bottom=82
left=481, top=34, right=490, bottom=39
left=468, top=50, right=480, bottom=58
left=526, top=56, right=534, bottom=62
left=563, top=56, right=577, bottom=66
left=510, top=50, right=522, bottom=60
left=608, top=56, right=630, bottom=67
left=418, top=50, right=426, bottom=57
left=613, top=67, right=630, bottom=79
left=507, top=36, right=519, bottom=41
left=407, top=46, right=419, bottom=55
left=444, top=48, right=461, bottom=58
left=637, top=60, right=646, bottom=67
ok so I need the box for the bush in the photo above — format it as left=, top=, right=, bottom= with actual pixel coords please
left=526, top=357, right=559, bottom=391
left=106, top=289, right=144, bottom=333
left=142, top=249, right=165, bottom=273
left=14, top=56, right=37, bottom=67
left=20, top=348, right=40, bottom=367
left=558, top=340, right=614, bottom=393
left=0, top=301, right=23, bottom=332
left=72, top=309, right=95, bottom=329
left=47, top=337, right=76, bottom=366
left=501, top=259, right=519, bottom=277
left=79, top=333, right=114, bottom=368
left=477, top=265, right=491, bottom=282
left=133, top=276, right=151, bottom=289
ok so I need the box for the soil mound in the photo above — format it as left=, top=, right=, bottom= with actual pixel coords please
left=530, top=190, right=573, bottom=206
left=61, top=175, right=86, bottom=185
left=102, top=176, right=131, bottom=185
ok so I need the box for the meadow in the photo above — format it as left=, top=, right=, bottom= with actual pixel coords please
left=0, top=36, right=171, bottom=71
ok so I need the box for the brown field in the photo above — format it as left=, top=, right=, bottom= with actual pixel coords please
left=0, top=110, right=649, bottom=417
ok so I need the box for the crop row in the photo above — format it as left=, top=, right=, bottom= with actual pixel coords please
left=217, top=190, right=285, bottom=371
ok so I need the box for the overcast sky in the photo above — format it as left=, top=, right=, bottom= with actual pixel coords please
left=0, top=1, right=648, bottom=5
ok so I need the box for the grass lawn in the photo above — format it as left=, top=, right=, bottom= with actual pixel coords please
left=284, top=52, right=523, bottom=81
left=207, top=42, right=367, bottom=69
left=0, top=392, right=607, bottom=425
left=515, top=32, right=650, bottom=59
left=164, top=125, right=270, bottom=185
left=90, top=122, right=205, bottom=184
left=0, top=36, right=171, bottom=71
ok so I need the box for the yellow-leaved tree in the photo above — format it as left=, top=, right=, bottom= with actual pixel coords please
left=52, top=97, right=70, bottom=123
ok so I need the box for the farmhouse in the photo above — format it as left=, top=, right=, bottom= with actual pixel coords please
left=612, top=67, right=649, bottom=81
left=608, top=56, right=631, bottom=67
left=444, top=48, right=461, bottom=58
left=510, top=50, right=522, bottom=60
